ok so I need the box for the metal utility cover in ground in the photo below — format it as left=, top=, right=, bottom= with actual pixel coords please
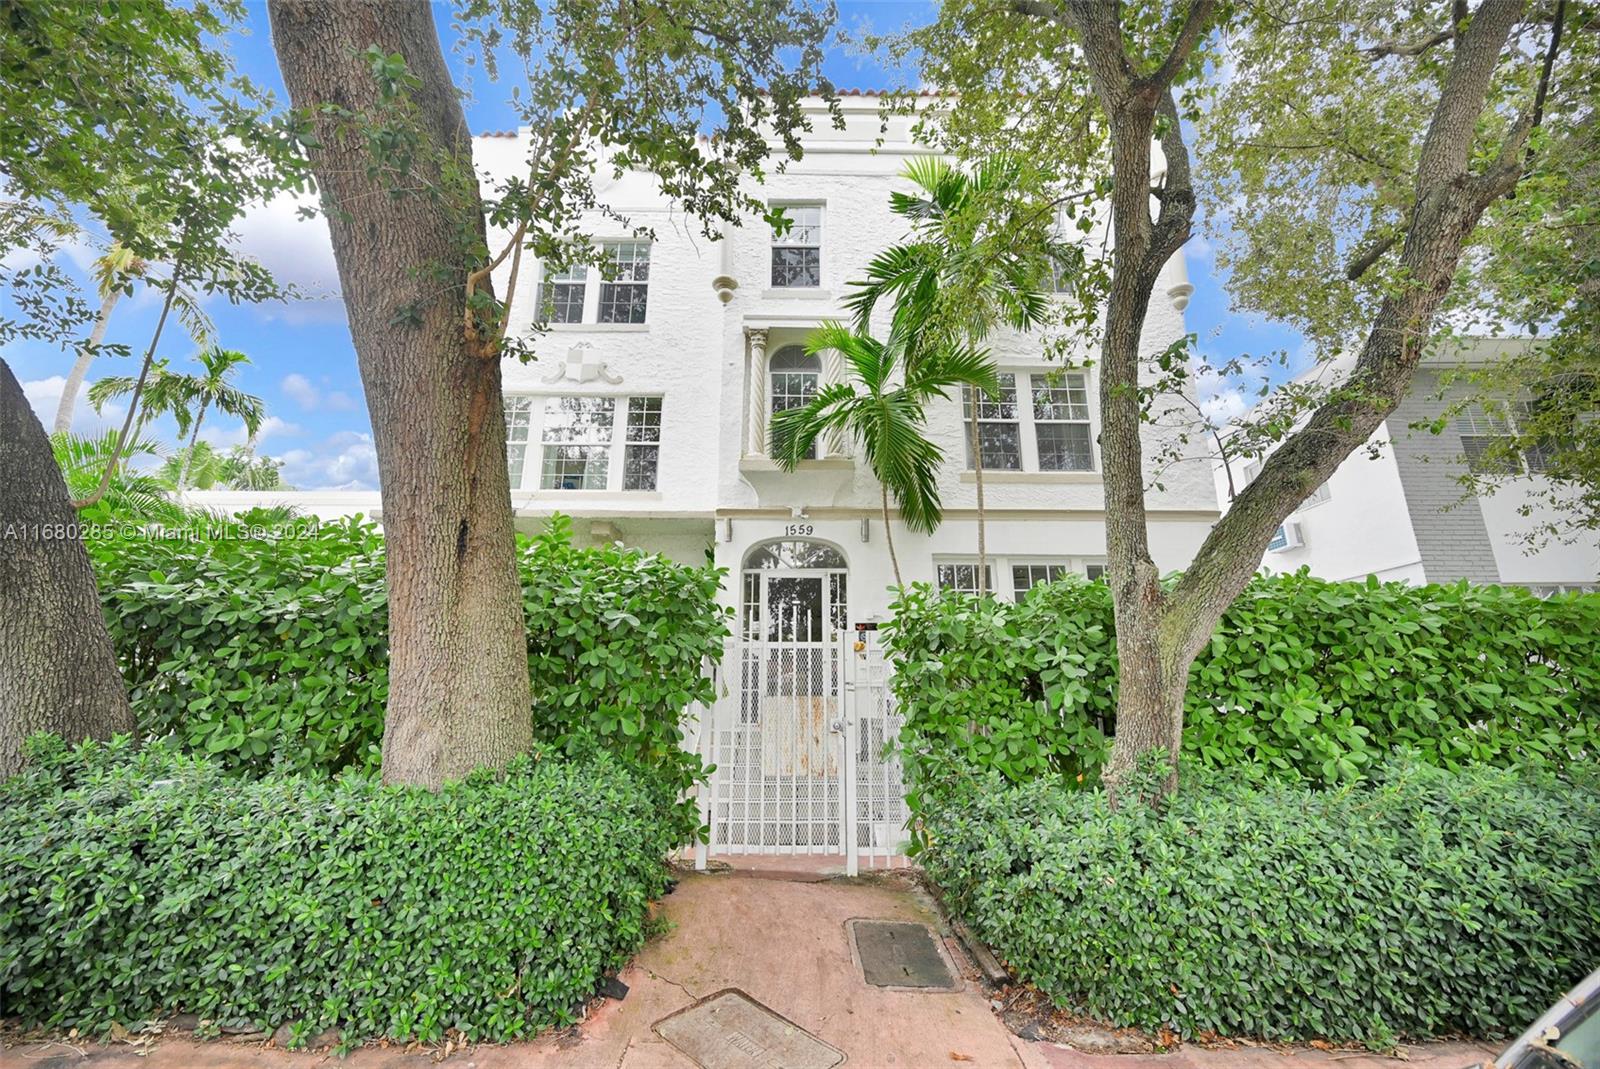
left=653, top=989, right=845, bottom=1069
left=848, top=919, right=960, bottom=991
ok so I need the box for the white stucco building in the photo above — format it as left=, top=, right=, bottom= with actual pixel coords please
left=460, top=94, right=1218, bottom=628
left=1212, top=340, right=1598, bottom=592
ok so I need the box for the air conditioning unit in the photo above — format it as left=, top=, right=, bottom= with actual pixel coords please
left=1267, top=521, right=1305, bottom=553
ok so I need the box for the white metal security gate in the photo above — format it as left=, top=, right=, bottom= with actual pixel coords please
left=703, top=624, right=907, bottom=874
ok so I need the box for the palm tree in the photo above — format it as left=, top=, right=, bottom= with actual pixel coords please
left=771, top=322, right=998, bottom=588
left=163, top=347, right=264, bottom=492
left=53, top=243, right=215, bottom=435
left=51, top=430, right=184, bottom=524
left=156, top=442, right=287, bottom=491
left=844, top=155, right=1059, bottom=596
left=88, top=358, right=190, bottom=445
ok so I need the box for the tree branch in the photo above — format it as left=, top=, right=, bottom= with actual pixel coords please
left=1361, top=27, right=1454, bottom=59
left=1344, top=226, right=1402, bottom=280
left=1011, top=0, right=1064, bottom=23
left=1139, top=0, right=1219, bottom=93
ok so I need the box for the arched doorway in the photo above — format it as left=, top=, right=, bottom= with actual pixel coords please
left=740, top=537, right=848, bottom=642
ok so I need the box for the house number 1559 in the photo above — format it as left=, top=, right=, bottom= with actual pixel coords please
left=784, top=523, right=814, bottom=537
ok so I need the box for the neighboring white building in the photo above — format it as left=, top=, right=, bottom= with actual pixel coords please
left=1212, top=339, right=1599, bottom=593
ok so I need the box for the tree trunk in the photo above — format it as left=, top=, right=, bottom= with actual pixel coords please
left=176, top=400, right=207, bottom=492
left=270, top=0, right=532, bottom=788
left=880, top=482, right=903, bottom=588
left=0, top=358, right=135, bottom=777
left=54, top=287, right=122, bottom=435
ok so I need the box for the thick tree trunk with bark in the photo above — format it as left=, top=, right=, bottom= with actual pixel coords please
left=1037, top=0, right=1538, bottom=801
left=0, top=359, right=134, bottom=777
left=270, top=0, right=532, bottom=788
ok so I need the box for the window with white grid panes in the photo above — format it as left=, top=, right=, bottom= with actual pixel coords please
left=517, top=394, right=664, bottom=491
left=1031, top=372, right=1094, bottom=471
left=504, top=396, right=533, bottom=488
left=538, top=263, right=586, bottom=323
left=598, top=241, right=650, bottom=323
left=770, top=345, right=821, bottom=459
left=771, top=205, right=822, bottom=288
left=962, top=374, right=1022, bottom=470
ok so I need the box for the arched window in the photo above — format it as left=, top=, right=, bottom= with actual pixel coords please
left=740, top=539, right=848, bottom=642
left=769, top=345, right=821, bottom=459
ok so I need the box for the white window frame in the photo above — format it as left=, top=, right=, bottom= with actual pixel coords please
left=538, top=262, right=587, bottom=324
left=770, top=203, right=823, bottom=289
left=936, top=554, right=1107, bottom=601
left=597, top=240, right=650, bottom=324
left=504, top=393, right=665, bottom=492
left=536, top=240, right=653, bottom=325
left=963, top=369, right=1098, bottom=473
left=504, top=396, right=534, bottom=488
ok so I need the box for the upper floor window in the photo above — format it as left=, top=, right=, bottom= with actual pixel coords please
left=504, top=394, right=663, bottom=492
left=771, top=205, right=822, bottom=288
left=963, top=371, right=1095, bottom=472
left=770, top=345, right=821, bottom=459
left=537, top=241, right=651, bottom=325
left=540, top=263, right=587, bottom=323
left=1455, top=403, right=1554, bottom=476
left=598, top=241, right=650, bottom=323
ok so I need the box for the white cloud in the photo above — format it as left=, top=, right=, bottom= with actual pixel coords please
left=274, top=429, right=379, bottom=490
left=281, top=372, right=320, bottom=410
left=227, top=190, right=345, bottom=324
left=1200, top=388, right=1251, bottom=426
left=325, top=389, right=357, bottom=411
left=21, top=375, right=125, bottom=436
left=198, top=415, right=300, bottom=449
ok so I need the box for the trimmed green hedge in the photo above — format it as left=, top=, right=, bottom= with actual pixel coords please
left=0, top=736, right=677, bottom=1043
left=88, top=513, right=728, bottom=796
left=921, top=758, right=1600, bottom=1044
left=885, top=572, right=1599, bottom=794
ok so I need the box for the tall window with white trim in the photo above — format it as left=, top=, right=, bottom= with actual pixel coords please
left=539, top=263, right=587, bottom=323
left=771, top=205, right=822, bottom=288
left=540, top=397, right=615, bottom=490
left=598, top=241, right=650, bottom=323
left=1031, top=372, right=1094, bottom=470
left=936, top=562, right=991, bottom=596
left=623, top=397, right=662, bottom=490
left=770, top=345, right=821, bottom=459
left=963, top=374, right=1022, bottom=470
left=504, top=396, right=533, bottom=488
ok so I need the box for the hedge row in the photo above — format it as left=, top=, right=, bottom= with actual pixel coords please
left=0, top=736, right=677, bottom=1043
left=88, top=512, right=728, bottom=802
left=920, top=758, right=1600, bottom=1044
left=884, top=572, right=1599, bottom=794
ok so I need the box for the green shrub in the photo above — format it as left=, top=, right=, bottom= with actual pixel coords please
left=921, top=758, right=1600, bottom=1044
left=0, top=735, right=677, bottom=1043
left=88, top=514, right=729, bottom=797
left=885, top=572, right=1599, bottom=798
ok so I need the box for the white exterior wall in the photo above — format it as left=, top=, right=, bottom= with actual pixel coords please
left=1213, top=343, right=1598, bottom=590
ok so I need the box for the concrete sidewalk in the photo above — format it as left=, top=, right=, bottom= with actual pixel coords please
left=1, top=870, right=1502, bottom=1069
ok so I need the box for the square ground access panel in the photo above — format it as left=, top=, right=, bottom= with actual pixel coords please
left=848, top=918, right=960, bottom=991
left=653, top=989, right=845, bottom=1069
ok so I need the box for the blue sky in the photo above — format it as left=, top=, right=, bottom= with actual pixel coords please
left=7, top=0, right=1302, bottom=490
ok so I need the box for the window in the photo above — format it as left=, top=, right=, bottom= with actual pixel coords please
left=1013, top=560, right=1107, bottom=599
left=504, top=396, right=533, bottom=488
left=770, top=345, right=821, bottom=459
left=623, top=397, right=662, bottom=490
left=1032, top=373, right=1094, bottom=471
left=598, top=241, right=650, bottom=323
left=771, top=205, right=822, bottom=288
left=963, top=374, right=1022, bottom=470
left=510, top=394, right=664, bottom=491
left=936, top=563, right=992, bottom=596
left=539, top=263, right=587, bottom=323
left=1455, top=407, right=1519, bottom=475
left=540, top=396, right=614, bottom=489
